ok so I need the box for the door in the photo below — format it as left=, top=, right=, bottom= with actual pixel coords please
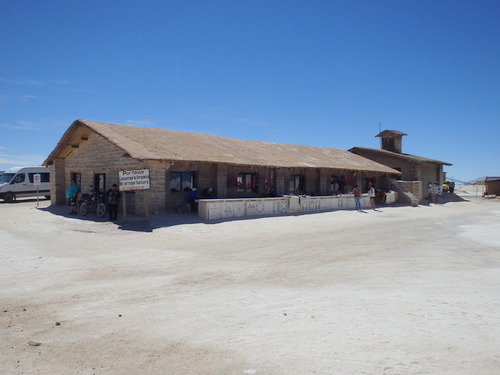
left=11, top=173, right=27, bottom=196
left=94, top=174, right=106, bottom=193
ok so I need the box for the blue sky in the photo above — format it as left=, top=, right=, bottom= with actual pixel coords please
left=1, top=0, right=499, bottom=182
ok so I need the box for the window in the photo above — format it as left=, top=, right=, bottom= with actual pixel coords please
left=13, top=173, right=25, bottom=184
left=331, top=175, right=341, bottom=194
left=237, top=173, right=258, bottom=193
left=71, top=172, right=81, bottom=187
left=289, top=174, right=304, bottom=193
left=29, top=173, right=50, bottom=183
left=0, top=173, right=15, bottom=183
left=170, top=172, right=194, bottom=192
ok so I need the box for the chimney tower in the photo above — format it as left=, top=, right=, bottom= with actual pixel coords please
left=375, top=130, right=407, bottom=153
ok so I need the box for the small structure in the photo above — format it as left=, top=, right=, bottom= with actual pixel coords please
left=44, top=120, right=401, bottom=218
left=484, top=177, right=500, bottom=196
left=350, top=130, right=452, bottom=204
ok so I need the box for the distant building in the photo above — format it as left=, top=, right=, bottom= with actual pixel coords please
left=349, top=130, right=452, bottom=203
left=44, top=120, right=400, bottom=217
left=485, top=177, right=500, bottom=196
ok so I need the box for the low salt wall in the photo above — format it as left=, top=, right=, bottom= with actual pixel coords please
left=385, top=191, right=397, bottom=204
left=198, top=194, right=371, bottom=220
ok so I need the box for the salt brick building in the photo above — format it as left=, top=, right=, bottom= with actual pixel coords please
left=349, top=130, right=452, bottom=203
left=44, top=119, right=401, bottom=217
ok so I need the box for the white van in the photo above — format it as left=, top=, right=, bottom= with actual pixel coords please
left=0, top=166, right=51, bottom=202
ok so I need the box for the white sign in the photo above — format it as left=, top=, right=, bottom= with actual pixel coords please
left=33, top=173, right=41, bottom=186
left=428, top=183, right=443, bottom=195
left=119, top=169, right=150, bottom=191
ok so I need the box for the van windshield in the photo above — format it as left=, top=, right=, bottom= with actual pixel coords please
left=0, top=173, right=15, bottom=183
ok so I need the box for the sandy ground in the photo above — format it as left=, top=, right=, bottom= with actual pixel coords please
left=1, top=190, right=499, bottom=375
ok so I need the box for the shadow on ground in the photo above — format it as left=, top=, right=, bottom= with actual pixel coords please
left=37, top=194, right=472, bottom=232
left=38, top=203, right=206, bottom=232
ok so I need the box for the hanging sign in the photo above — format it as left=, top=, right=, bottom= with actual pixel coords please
left=118, top=169, right=150, bottom=191
left=33, top=173, right=41, bottom=186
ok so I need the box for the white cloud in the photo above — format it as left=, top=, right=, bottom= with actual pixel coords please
left=19, top=95, right=40, bottom=99
left=0, top=77, right=70, bottom=87
left=48, top=79, right=70, bottom=85
left=0, top=77, right=44, bottom=86
left=39, top=117, right=73, bottom=129
left=0, top=153, right=46, bottom=169
left=0, top=120, right=40, bottom=131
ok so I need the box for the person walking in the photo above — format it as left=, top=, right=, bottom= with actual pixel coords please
left=352, top=184, right=362, bottom=211
left=107, top=184, right=121, bottom=221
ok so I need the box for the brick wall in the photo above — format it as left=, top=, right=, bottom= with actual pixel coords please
left=399, top=181, right=424, bottom=202
left=420, top=163, right=443, bottom=185
left=352, top=149, right=419, bottom=181
left=51, top=157, right=66, bottom=205
left=63, top=133, right=148, bottom=214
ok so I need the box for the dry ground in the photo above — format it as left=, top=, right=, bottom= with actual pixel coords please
left=1, top=192, right=499, bottom=375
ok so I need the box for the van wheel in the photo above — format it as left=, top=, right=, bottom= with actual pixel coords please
left=4, top=193, right=15, bottom=203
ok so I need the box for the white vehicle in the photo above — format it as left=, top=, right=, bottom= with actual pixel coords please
left=0, top=166, right=51, bottom=202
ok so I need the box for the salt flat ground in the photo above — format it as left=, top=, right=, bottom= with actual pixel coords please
left=1, top=193, right=499, bottom=375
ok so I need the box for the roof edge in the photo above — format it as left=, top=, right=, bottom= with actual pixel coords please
left=349, top=147, right=452, bottom=166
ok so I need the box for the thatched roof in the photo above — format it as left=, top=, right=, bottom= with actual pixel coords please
left=349, top=147, right=452, bottom=166
left=44, top=119, right=400, bottom=174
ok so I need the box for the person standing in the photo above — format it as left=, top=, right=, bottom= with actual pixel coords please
left=66, top=179, right=79, bottom=215
left=352, top=184, right=362, bottom=211
left=107, top=184, right=121, bottom=221
left=369, top=183, right=376, bottom=210
left=186, top=188, right=198, bottom=212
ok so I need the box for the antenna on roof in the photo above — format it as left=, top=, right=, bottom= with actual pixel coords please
left=378, top=121, right=381, bottom=133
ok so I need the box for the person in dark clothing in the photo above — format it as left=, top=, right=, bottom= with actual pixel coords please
left=186, top=188, right=198, bottom=213
left=107, top=184, right=121, bottom=221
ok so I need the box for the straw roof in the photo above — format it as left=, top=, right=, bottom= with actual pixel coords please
left=349, top=147, right=452, bottom=166
left=44, top=119, right=400, bottom=174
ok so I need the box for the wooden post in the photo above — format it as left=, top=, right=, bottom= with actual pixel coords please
left=144, top=190, right=149, bottom=218
left=122, top=192, right=128, bottom=222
